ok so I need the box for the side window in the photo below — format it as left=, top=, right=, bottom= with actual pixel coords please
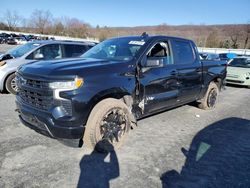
left=27, top=44, right=62, bottom=60
left=172, top=40, right=195, bottom=64
left=73, top=45, right=88, bottom=57
left=64, top=44, right=88, bottom=58
left=88, top=45, right=94, bottom=50
left=147, top=41, right=172, bottom=65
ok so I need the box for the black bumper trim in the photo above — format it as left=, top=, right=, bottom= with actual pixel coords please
left=16, top=99, right=84, bottom=139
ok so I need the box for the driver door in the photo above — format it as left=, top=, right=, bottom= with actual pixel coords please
left=140, top=41, right=179, bottom=114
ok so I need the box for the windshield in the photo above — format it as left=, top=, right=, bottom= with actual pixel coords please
left=206, top=53, right=220, bottom=60
left=6, top=42, right=40, bottom=58
left=228, top=58, right=250, bottom=68
left=81, top=38, right=145, bottom=61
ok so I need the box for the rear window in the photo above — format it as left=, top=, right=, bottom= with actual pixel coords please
left=63, top=44, right=88, bottom=58
left=172, top=40, right=195, bottom=64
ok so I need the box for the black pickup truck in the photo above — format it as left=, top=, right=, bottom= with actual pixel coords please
left=15, top=34, right=227, bottom=152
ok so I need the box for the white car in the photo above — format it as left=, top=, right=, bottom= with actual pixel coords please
left=0, top=40, right=96, bottom=94
left=14, top=37, right=27, bottom=45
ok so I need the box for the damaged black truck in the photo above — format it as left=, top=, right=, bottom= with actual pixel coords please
left=15, top=35, right=227, bottom=152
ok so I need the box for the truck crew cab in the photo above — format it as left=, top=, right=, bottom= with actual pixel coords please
left=15, top=34, right=227, bottom=152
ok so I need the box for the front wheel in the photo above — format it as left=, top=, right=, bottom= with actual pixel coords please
left=5, top=73, right=18, bottom=95
left=198, top=82, right=219, bottom=110
left=84, top=98, right=132, bottom=152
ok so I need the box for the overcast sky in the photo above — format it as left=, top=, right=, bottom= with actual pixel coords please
left=1, top=0, right=250, bottom=27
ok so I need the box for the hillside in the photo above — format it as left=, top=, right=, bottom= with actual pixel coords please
left=90, top=24, right=250, bottom=49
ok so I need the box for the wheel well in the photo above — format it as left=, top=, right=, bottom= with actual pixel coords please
left=83, top=91, right=132, bottom=124
left=92, top=92, right=130, bottom=107
left=3, top=72, right=15, bottom=92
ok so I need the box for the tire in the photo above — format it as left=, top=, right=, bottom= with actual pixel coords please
left=83, top=98, right=132, bottom=153
left=198, top=82, right=219, bottom=110
left=5, top=73, right=17, bottom=95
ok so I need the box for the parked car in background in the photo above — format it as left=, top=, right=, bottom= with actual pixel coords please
left=15, top=37, right=28, bottom=45
left=226, top=57, right=250, bottom=88
left=0, top=40, right=96, bottom=94
left=0, top=33, right=10, bottom=44
left=6, top=37, right=17, bottom=45
left=219, top=53, right=237, bottom=63
left=6, top=37, right=27, bottom=45
left=0, top=34, right=8, bottom=44
left=199, top=52, right=220, bottom=61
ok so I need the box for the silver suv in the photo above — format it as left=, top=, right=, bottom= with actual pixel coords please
left=0, top=40, right=95, bottom=94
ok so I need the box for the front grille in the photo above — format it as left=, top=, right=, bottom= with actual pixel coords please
left=227, top=74, right=239, bottom=78
left=16, top=74, right=53, bottom=111
left=26, top=79, right=49, bottom=89
left=61, top=100, right=73, bottom=116
left=19, top=89, right=53, bottom=110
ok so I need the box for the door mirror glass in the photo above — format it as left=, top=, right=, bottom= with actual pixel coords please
left=34, top=53, right=44, bottom=59
left=145, top=57, right=164, bottom=67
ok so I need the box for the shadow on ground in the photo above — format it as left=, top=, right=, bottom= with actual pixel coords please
left=77, top=141, right=119, bottom=188
left=161, top=117, right=250, bottom=188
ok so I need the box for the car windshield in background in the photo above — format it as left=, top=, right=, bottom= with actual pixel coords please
left=6, top=43, right=40, bottom=58
left=228, top=58, right=250, bottom=68
left=81, top=38, right=145, bottom=61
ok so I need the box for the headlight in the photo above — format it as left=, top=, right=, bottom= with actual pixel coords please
left=49, top=77, right=84, bottom=90
left=0, top=61, right=6, bottom=67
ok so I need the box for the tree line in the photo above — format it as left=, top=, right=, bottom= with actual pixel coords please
left=0, top=9, right=249, bottom=49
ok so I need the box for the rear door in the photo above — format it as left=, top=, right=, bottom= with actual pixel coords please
left=140, top=40, right=179, bottom=114
left=26, top=44, right=63, bottom=60
left=171, top=39, right=202, bottom=103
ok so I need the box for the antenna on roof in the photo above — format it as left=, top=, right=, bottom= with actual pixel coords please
left=141, top=32, right=148, bottom=38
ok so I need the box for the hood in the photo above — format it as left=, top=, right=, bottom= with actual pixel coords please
left=18, top=58, right=119, bottom=78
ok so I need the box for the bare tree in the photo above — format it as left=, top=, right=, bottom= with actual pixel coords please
left=49, top=18, right=65, bottom=35
left=30, top=10, right=53, bottom=34
left=4, top=10, right=22, bottom=30
left=243, top=23, right=250, bottom=49
left=64, top=17, right=90, bottom=38
left=206, top=31, right=219, bottom=48
left=228, top=25, right=241, bottom=49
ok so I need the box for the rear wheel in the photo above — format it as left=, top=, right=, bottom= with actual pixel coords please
left=84, top=98, right=132, bottom=152
left=198, top=82, right=219, bottom=110
left=5, top=73, right=17, bottom=95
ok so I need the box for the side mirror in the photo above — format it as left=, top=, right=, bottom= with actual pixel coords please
left=34, top=53, right=44, bottom=59
left=1, top=54, right=14, bottom=61
left=145, top=57, right=164, bottom=67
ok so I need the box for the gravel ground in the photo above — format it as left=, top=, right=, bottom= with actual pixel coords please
left=0, top=86, right=250, bottom=188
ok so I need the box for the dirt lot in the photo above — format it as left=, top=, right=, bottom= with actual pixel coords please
left=0, top=85, right=250, bottom=188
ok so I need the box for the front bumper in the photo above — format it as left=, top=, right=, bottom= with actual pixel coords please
left=226, top=77, right=250, bottom=86
left=16, top=96, right=85, bottom=139
left=0, top=69, right=7, bottom=91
